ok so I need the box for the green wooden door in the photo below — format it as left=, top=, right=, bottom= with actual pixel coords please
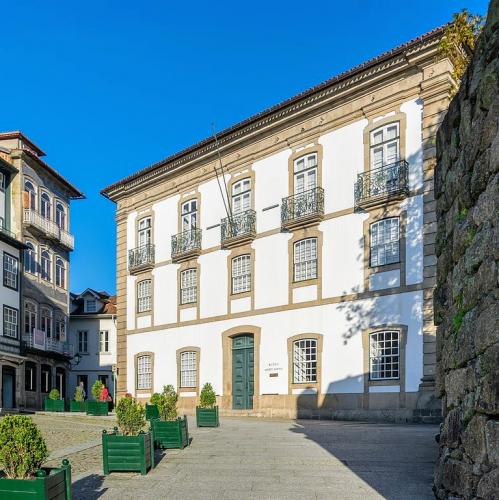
left=232, top=335, right=254, bottom=410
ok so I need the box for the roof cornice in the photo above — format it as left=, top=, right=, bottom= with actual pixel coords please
left=102, top=25, right=448, bottom=201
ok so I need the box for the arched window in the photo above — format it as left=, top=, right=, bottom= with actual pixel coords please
left=41, top=250, right=51, bottom=281
left=231, top=255, right=251, bottom=294
left=24, top=300, right=37, bottom=335
left=40, top=307, right=53, bottom=338
left=231, top=178, right=251, bottom=214
left=137, top=279, right=152, bottom=312
left=24, top=241, right=37, bottom=274
left=40, top=192, right=51, bottom=219
left=294, top=153, right=317, bottom=194
left=55, top=202, right=66, bottom=229
left=24, top=180, right=37, bottom=209
left=180, top=351, right=197, bottom=388
left=55, top=257, right=66, bottom=288
left=369, top=330, right=400, bottom=380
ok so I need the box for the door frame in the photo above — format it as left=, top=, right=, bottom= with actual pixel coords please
left=2, top=365, right=16, bottom=409
left=221, top=325, right=261, bottom=411
left=231, top=334, right=254, bottom=410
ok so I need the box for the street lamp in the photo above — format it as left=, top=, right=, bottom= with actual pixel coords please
left=70, top=352, right=82, bottom=368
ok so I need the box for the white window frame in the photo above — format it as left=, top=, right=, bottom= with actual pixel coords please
left=370, top=217, right=400, bottom=267
left=180, top=269, right=197, bottom=305
left=24, top=180, right=37, bottom=210
left=24, top=241, right=37, bottom=275
left=138, top=217, right=152, bottom=247
left=293, top=339, right=317, bottom=383
left=181, top=200, right=197, bottom=232
left=231, top=255, right=251, bottom=294
left=55, top=201, right=66, bottom=229
left=3, top=306, right=18, bottom=338
left=40, top=192, right=51, bottom=219
left=40, top=250, right=51, bottom=282
left=137, top=279, right=152, bottom=313
left=55, top=315, right=66, bottom=341
left=293, top=153, right=317, bottom=194
left=231, top=178, right=251, bottom=214
left=137, top=355, right=152, bottom=390
left=85, top=299, right=97, bottom=313
left=369, top=330, right=400, bottom=380
left=293, top=238, right=318, bottom=282
left=40, top=307, right=53, bottom=338
left=55, top=257, right=66, bottom=289
left=99, top=330, right=110, bottom=353
left=180, top=351, right=197, bottom=388
left=24, top=300, right=37, bottom=335
left=3, top=253, right=18, bottom=290
left=78, top=330, right=88, bottom=353
left=370, top=122, right=400, bottom=169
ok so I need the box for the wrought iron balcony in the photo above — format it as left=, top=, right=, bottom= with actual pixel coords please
left=221, top=209, right=256, bottom=248
left=354, top=160, right=409, bottom=209
left=171, top=228, right=202, bottom=262
left=281, top=187, right=325, bottom=230
left=128, top=243, right=155, bottom=273
left=22, top=331, right=74, bottom=358
left=23, top=208, right=75, bottom=250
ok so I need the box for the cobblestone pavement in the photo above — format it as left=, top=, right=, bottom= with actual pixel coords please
left=36, top=416, right=438, bottom=500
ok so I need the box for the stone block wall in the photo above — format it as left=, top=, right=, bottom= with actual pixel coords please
left=434, top=1, right=498, bottom=498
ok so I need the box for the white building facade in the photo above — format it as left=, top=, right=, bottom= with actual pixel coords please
left=68, top=290, right=117, bottom=401
left=103, top=28, right=455, bottom=420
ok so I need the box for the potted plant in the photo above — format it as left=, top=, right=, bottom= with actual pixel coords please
left=196, top=383, right=219, bottom=427
left=86, top=380, right=108, bottom=416
left=102, top=396, right=154, bottom=476
left=145, top=393, right=160, bottom=421
left=150, top=385, right=189, bottom=449
left=0, top=415, right=72, bottom=499
left=44, top=388, right=65, bottom=412
left=69, top=385, right=85, bottom=412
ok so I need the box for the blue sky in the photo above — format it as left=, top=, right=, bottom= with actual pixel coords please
left=0, top=0, right=489, bottom=294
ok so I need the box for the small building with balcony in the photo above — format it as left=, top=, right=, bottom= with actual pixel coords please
left=0, top=131, right=84, bottom=410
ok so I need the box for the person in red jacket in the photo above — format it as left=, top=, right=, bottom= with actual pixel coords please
left=100, top=383, right=109, bottom=402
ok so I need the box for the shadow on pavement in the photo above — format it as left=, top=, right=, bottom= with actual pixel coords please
left=72, top=474, right=107, bottom=500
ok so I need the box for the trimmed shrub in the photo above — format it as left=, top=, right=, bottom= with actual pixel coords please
left=199, top=383, right=216, bottom=409
left=115, top=397, right=146, bottom=436
left=48, top=388, right=60, bottom=400
left=0, top=415, right=48, bottom=479
left=91, top=379, right=103, bottom=401
left=74, top=385, right=85, bottom=402
left=150, top=392, right=161, bottom=406
left=156, top=385, right=178, bottom=421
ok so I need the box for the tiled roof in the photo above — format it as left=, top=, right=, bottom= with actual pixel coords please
left=0, top=130, right=46, bottom=156
left=101, top=24, right=448, bottom=198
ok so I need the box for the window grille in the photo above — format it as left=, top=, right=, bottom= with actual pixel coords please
left=369, top=330, right=400, bottom=380
left=232, top=255, right=251, bottom=294
left=137, top=355, right=152, bottom=389
left=293, top=339, right=317, bottom=383
left=180, top=269, right=197, bottom=304
left=3, top=306, right=18, bottom=338
left=293, top=238, right=317, bottom=281
left=137, top=280, right=152, bottom=312
left=3, top=253, right=18, bottom=289
left=180, top=351, right=197, bottom=388
left=370, top=218, right=400, bottom=267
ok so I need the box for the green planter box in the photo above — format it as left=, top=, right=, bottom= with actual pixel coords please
left=196, top=406, right=219, bottom=427
left=85, top=401, right=108, bottom=416
left=151, top=416, right=189, bottom=449
left=44, top=399, right=65, bottom=412
left=145, top=404, right=159, bottom=421
left=102, top=430, right=154, bottom=475
left=0, top=459, right=71, bottom=499
left=69, top=401, right=85, bottom=412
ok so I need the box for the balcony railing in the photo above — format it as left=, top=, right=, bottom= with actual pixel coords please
left=22, top=331, right=74, bottom=358
left=171, top=228, right=202, bottom=262
left=128, top=243, right=155, bottom=272
left=281, top=187, right=324, bottom=230
left=0, top=224, right=17, bottom=240
left=23, top=208, right=74, bottom=250
left=221, top=209, right=256, bottom=248
left=354, top=160, right=409, bottom=208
